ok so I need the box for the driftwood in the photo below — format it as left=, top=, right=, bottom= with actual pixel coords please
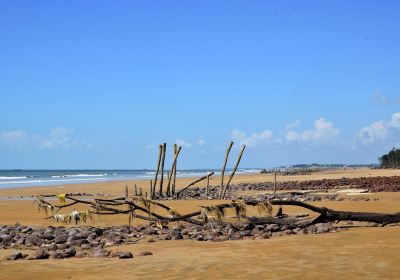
left=172, top=144, right=178, bottom=195
left=221, top=145, right=246, bottom=199
left=219, top=142, right=234, bottom=198
left=35, top=194, right=400, bottom=229
left=152, top=145, right=163, bottom=199
left=166, top=145, right=182, bottom=196
left=159, top=143, right=166, bottom=195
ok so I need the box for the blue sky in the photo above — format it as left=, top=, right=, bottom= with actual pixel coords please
left=1, top=1, right=400, bottom=169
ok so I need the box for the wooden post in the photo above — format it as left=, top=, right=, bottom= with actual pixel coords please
left=167, top=145, right=182, bottom=197
left=172, top=144, right=178, bottom=195
left=219, top=141, right=234, bottom=199
left=222, top=145, right=246, bottom=199
left=206, top=174, right=210, bottom=197
left=139, top=187, right=143, bottom=196
left=152, top=144, right=163, bottom=199
left=166, top=171, right=170, bottom=196
left=159, top=143, right=166, bottom=195
left=134, top=184, right=138, bottom=196
left=149, top=180, right=153, bottom=198
left=125, top=185, right=128, bottom=198
left=273, top=172, right=277, bottom=195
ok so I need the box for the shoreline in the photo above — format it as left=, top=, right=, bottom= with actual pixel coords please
left=0, top=168, right=399, bottom=198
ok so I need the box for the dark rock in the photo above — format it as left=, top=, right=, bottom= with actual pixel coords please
left=137, top=251, right=153, bottom=256
left=315, top=223, right=334, bottom=234
left=7, top=252, right=24, bottom=260
left=21, top=227, right=32, bottom=234
left=55, top=234, right=69, bottom=244
left=239, top=230, right=252, bottom=237
left=25, top=235, right=43, bottom=246
left=144, top=227, right=158, bottom=235
left=57, top=243, right=70, bottom=250
left=28, top=248, right=49, bottom=260
left=93, top=248, right=110, bottom=258
left=51, top=248, right=76, bottom=259
left=111, top=251, right=133, bottom=259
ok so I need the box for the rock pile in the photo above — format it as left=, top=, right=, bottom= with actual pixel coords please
left=175, top=176, right=400, bottom=199
left=2, top=221, right=338, bottom=260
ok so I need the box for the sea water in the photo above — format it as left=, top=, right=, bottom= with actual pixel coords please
left=0, top=169, right=261, bottom=189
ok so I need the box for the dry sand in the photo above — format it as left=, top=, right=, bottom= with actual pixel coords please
left=1, top=168, right=400, bottom=279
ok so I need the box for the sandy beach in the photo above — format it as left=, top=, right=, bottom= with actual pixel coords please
left=1, top=169, right=400, bottom=279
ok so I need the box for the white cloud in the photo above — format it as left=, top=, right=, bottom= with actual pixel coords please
left=232, top=129, right=273, bottom=147
left=197, top=139, right=206, bottom=146
left=175, top=139, right=192, bottom=148
left=357, top=121, right=387, bottom=145
left=286, top=118, right=339, bottom=143
left=388, top=112, right=400, bottom=128
left=0, top=127, right=90, bottom=149
left=356, top=112, right=400, bottom=145
left=374, top=92, right=400, bottom=105
left=0, top=130, right=27, bottom=143
left=285, top=120, right=301, bottom=130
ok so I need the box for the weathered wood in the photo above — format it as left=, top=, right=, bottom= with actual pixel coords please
left=221, top=145, right=246, bottom=199
left=134, top=184, right=138, bottom=196
left=176, top=172, right=215, bottom=197
left=152, top=145, right=163, bottom=199
left=166, top=145, right=182, bottom=197
left=206, top=175, right=210, bottom=197
left=172, top=144, right=179, bottom=195
left=125, top=185, right=128, bottom=198
left=37, top=195, right=400, bottom=227
left=149, top=180, right=152, bottom=198
left=166, top=171, right=171, bottom=196
left=219, top=141, right=234, bottom=198
left=159, top=143, right=166, bottom=195
left=273, top=172, right=277, bottom=195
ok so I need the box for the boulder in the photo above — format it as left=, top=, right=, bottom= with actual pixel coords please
left=28, top=248, right=49, bottom=260
left=7, top=252, right=25, bottom=260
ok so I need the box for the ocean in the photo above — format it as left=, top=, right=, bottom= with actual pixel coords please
left=0, top=169, right=262, bottom=189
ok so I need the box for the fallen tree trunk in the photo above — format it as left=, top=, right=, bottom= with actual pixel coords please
left=36, top=195, right=400, bottom=228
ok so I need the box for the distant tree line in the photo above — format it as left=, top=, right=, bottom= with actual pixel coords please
left=379, top=148, right=400, bottom=168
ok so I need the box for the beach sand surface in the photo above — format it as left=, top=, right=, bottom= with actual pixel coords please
left=1, top=169, right=400, bottom=279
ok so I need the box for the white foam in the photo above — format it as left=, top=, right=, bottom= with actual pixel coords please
left=0, top=176, right=28, bottom=180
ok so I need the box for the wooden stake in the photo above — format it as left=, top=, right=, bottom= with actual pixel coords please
left=152, top=145, right=163, bottom=199
left=135, top=184, right=138, bottom=196
left=219, top=141, right=234, bottom=198
left=172, top=144, right=178, bottom=195
left=167, top=145, right=182, bottom=196
left=125, top=185, right=128, bottom=198
left=273, top=172, right=277, bottom=195
left=222, top=145, right=246, bottom=199
left=166, top=171, right=170, bottom=196
left=139, top=187, right=143, bottom=196
left=149, top=180, right=152, bottom=198
left=206, top=174, right=210, bottom=197
left=159, top=143, right=166, bottom=195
